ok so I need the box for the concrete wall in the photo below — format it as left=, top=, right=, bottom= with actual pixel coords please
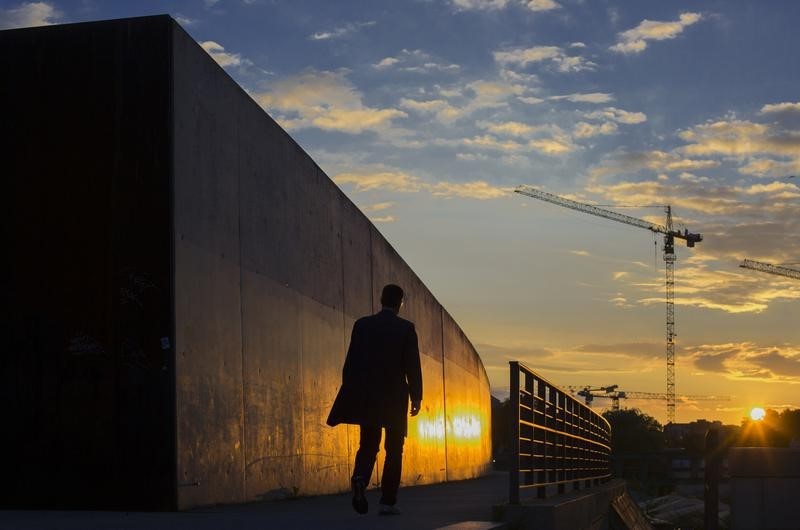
left=169, top=20, right=491, bottom=509
left=1, top=15, right=491, bottom=511
left=729, top=448, right=800, bottom=530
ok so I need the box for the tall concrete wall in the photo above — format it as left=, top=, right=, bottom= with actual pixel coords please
left=170, top=19, right=491, bottom=509
left=1, top=15, right=491, bottom=511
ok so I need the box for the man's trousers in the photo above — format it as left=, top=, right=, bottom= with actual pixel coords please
left=352, top=425, right=405, bottom=506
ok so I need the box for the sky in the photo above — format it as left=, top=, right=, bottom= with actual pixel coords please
left=3, top=0, right=799, bottom=425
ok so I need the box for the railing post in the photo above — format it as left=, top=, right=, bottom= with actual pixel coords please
left=536, top=380, right=547, bottom=499
left=507, top=361, right=611, bottom=504
left=509, top=361, right=520, bottom=505
left=704, top=428, right=720, bottom=530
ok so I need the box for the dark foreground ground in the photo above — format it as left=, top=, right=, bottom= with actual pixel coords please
left=0, top=472, right=507, bottom=530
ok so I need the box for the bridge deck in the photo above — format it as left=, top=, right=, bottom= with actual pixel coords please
left=0, top=472, right=507, bottom=530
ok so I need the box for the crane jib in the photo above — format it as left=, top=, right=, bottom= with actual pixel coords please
left=514, top=186, right=702, bottom=247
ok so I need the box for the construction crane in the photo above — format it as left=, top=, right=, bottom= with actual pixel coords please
left=739, top=259, right=800, bottom=281
left=515, top=185, right=703, bottom=423
left=573, top=386, right=730, bottom=412
left=572, top=385, right=618, bottom=406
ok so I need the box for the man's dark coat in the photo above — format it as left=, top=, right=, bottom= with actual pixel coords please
left=327, top=309, right=422, bottom=436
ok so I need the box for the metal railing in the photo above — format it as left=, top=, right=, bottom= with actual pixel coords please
left=509, top=361, right=612, bottom=503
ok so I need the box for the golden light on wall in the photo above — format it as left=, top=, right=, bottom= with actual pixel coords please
left=415, top=407, right=485, bottom=446
left=416, top=414, right=446, bottom=441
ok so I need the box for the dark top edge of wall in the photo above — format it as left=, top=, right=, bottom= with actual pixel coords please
left=0, top=13, right=173, bottom=35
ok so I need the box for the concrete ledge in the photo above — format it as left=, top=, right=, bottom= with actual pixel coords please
left=729, top=448, right=800, bottom=529
left=493, top=480, right=626, bottom=530
left=729, top=447, right=800, bottom=477
left=435, top=522, right=508, bottom=530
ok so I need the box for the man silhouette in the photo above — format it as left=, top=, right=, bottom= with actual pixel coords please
left=327, top=284, right=422, bottom=515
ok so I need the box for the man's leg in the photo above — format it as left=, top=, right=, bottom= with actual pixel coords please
left=379, top=426, right=405, bottom=506
left=351, top=424, right=381, bottom=514
left=353, top=424, right=382, bottom=482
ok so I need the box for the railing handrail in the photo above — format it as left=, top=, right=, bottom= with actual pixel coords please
left=513, top=360, right=612, bottom=431
left=509, top=360, right=612, bottom=504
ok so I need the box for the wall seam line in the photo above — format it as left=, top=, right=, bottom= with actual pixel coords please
left=236, top=96, right=248, bottom=502
left=441, top=307, right=448, bottom=482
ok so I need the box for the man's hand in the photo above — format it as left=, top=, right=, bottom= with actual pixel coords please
left=410, top=400, right=421, bottom=417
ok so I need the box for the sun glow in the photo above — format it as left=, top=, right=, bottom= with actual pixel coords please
left=750, top=407, right=766, bottom=421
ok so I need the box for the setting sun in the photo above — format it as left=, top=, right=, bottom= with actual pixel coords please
left=750, top=407, right=766, bottom=421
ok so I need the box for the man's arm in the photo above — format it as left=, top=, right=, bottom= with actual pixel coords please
left=405, top=324, right=423, bottom=416
left=342, top=319, right=363, bottom=383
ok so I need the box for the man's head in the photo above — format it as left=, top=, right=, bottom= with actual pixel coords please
left=380, top=284, right=404, bottom=313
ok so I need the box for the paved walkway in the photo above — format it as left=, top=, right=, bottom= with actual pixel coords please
left=0, top=472, right=508, bottom=530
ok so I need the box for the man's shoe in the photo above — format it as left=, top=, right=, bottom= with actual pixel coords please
left=351, top=477, right=368, bottom=514
left=378, top=503, right=401, bottom=516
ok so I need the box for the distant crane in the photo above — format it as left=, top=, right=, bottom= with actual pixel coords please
left=572, top=385, right=618, bottom=406
left=515, top=185, right=703, bottom=423
left=739, top=259, right=800, bottom=281
left=573, top=385, right=730, bottom=412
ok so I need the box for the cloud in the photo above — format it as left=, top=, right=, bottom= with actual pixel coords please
left=611, top=12, right=702, bottom=54
left=574, top=121, right=618, bottom=138
left=200, top=41, right=250, bottom=67
left=466, top=79, right=526, bottom=109
left=0, top=1, right=61, bottom=29
left=333, top=171, right=423, bottom=193
left=691, top=343, right=800, bottom=383
left=518, top=96, right=545, bottom=105
left=450, top=0, right=560, bottom=12
left=457, top=135, right=526, bottom=152
left=738, top=158, right=800, bottom=178
left=570, top=250, right=590, bottom=256
left=442, top=129, right=574, bottom=155
left=456, top=152, right=489, bottom=161
left=590, top=149, right=720, bottom=178
left=399, top=97, right=465, bottom=123
left=524, top=0, right=561, bottom=12
left=429, top=180, right=508, bottom=199
left=451, top=0, right=511, bottom=10
left=360, top=202, right=394, bottom=213
left=679, top=119, right=800, bottom=162
left=334, top=170, right=507, bottom=199
left=253, top=70, right=407, bottom=134
left=493, top=46, right=596, bottom=73
left=401, top=78, right=530, bottom=124
left=373, top=49, right=460, bottom=73
left=761, top=102, right=800, bottom=115
left=585, top=107, right=647, bottom=124
left=574, top=342, right=663, bottom=358
left=550, top=92, right=614, bottom=104
left=528, top=135, right=575, bottom=155
left=174, top=14, right=198, bottom=27
left=476, top=120, right=546, bottom=137
left=494, top=46, right=564, bottom=66
left=674, top=116, right=800, bottom=178
left=374, top=57, right=400, bottom=68
left=370, top=215, right=396, bottom=223
left=309, top=20, right=375, bottom=41
left=580, top=170, right=800, bottom=314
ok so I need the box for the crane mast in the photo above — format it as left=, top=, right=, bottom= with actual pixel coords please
left=740, top=259, right=800, bottom=281
left=516, top=185, right=702, bottom=424
left=665, top=207, right=676, bottom=425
